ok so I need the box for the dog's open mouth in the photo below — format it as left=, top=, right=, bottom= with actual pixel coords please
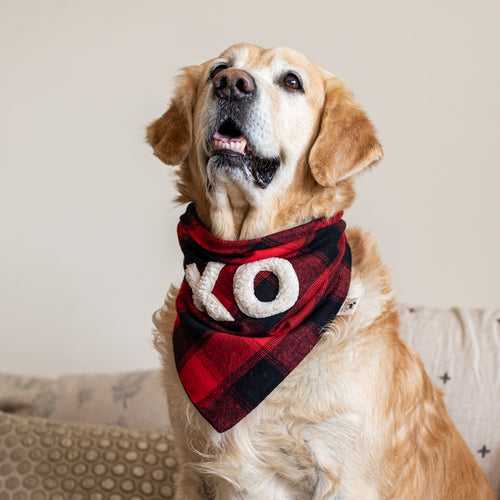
left=208, top=117, right=281, bottom=188
left=212, top=118, right=248, bottom=156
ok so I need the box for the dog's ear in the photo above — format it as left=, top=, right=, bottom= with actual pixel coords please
left=308, top=77, right=383, bottom=187
left=146, top=65, right=201, bottom=166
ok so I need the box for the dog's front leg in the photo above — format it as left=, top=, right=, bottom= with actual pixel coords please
left=211, top=476, right=299, bottom=500
left=163, top=384, right=209, bottom=500
left=311, top=474, right=340, bottom=500
left=173, top=467, right=207, bottom=500
left=153, top=288, right=208, bottom=500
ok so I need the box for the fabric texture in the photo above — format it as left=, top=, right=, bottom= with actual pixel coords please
left=0, top=371, right=168, bottom=430
left=0, top=411, right=177, bottom=499
left=399, top=305, right=500, bottom=495
left=174, top=204, right=352, bottom=432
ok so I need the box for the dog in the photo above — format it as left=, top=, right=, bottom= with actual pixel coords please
left=147, top=43, right=494, bottom=500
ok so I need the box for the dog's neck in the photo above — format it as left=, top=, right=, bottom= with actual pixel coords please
left=179, top=156, right=356, bottom=240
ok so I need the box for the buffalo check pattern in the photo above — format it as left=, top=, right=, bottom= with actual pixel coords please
left=173, top=203, right=351, bottom=432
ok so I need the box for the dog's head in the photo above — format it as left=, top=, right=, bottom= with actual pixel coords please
left=147, top=43, right=382, bottom=239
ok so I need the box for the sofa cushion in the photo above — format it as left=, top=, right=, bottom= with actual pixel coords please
left=399, top=305, right=500, bottom=494
left=0, top=371, right=168, bottom=431
left=0, top=411, right=177, bottom=499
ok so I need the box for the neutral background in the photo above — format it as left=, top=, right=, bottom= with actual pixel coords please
left=1, top=0, right=499, bottom=376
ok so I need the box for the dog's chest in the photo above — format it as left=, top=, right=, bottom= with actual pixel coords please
left=195, top=323, right=379, bottom=498
left=181, top=267, right=389, bottom=498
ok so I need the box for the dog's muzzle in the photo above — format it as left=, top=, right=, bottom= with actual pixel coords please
left=206, top=68, right=280, bottom=188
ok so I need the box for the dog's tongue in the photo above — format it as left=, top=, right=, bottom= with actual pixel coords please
left=213, top=131, right=247, bottom=154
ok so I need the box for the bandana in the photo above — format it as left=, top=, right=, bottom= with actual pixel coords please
left=174, top=203, right=351, bottom=432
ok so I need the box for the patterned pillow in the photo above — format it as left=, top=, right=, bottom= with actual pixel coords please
left=399, top=305, right=500, bottom=495
left=0, top=411, right=178, bottom=499
left=0, top=371, right=168, bottom=431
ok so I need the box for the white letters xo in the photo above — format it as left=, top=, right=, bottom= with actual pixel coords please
left=185, top=257, right=299, bottom=321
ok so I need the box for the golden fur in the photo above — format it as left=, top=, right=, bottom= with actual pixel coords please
left=147, top=44, right=494, bottom=499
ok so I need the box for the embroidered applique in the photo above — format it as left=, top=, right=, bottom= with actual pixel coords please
left=185, top=262, right=234, bottom=321
left=185, top=257, right=300, bottom=321
left=173, top=203, right=352, bottom=432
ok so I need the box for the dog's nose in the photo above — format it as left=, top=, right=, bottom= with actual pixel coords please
left=213, top=68, right=256, bottom=100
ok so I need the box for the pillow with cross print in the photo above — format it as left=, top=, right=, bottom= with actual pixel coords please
left=398, top=304, right=500, bottom=495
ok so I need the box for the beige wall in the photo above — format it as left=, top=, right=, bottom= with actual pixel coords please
left=1, top=0, right=499, bottom=376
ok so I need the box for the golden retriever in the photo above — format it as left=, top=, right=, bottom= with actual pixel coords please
left=147, top=43, right=494, bottom=500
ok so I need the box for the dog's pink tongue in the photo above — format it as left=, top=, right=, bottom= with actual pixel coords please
left=213, top=131, right=243, bottom=141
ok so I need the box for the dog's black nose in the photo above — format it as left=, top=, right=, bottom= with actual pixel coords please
left=213, top=68, right=256, bottom=100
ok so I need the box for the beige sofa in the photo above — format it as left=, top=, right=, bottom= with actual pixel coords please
left=0, top=305, right=499, bottom=498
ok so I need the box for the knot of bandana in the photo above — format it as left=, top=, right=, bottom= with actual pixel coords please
left=174, top=203, right=351, bottom=432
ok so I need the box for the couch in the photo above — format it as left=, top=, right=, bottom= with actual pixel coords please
left=0, top=305, right=498, bottom=498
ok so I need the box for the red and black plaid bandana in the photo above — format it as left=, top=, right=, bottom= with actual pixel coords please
left=174, top=203, right=351, bottom=432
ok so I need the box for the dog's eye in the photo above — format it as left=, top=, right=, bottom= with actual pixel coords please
left=282, top=72, right=303, bottom=92
left=209, top=63, right=229, bottom=79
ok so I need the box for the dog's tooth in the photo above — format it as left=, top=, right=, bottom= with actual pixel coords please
left=212, top=136, right=247, bottom=154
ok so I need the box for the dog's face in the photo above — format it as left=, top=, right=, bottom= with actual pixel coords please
left=196, top=46, right=325, bottom=195
left=147, top=43, right=382, bottom=239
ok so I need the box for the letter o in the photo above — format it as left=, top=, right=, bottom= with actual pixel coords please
left=233, top=257, right=299, bottom=318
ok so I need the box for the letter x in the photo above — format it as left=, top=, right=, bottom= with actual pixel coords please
left=185, top=262, right=234, bottom=321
